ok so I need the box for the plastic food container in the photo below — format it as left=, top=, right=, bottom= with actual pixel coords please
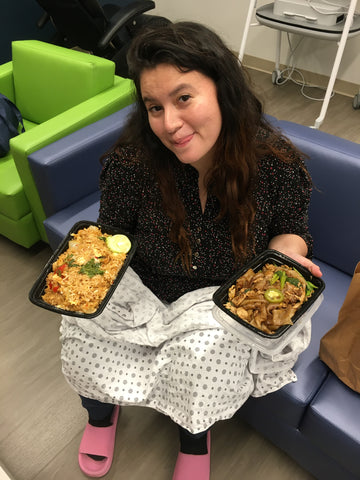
left=212, top=250, right=325, bottom=354
left=29, top=220, right=137, bottom=318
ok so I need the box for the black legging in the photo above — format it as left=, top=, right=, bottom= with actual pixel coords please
left=80, top=395, right=114, bottom=423
left=80, top=395, right=209, bottom=454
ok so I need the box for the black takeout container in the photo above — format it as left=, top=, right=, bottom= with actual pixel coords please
left=29, top=220, right=137, bottom=318
left=212, top=249, right=325, bottom=340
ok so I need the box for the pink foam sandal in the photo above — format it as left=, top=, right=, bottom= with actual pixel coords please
left=172, top=431, right=211, bottom=480
left=78, top=405, right=120, bottom=478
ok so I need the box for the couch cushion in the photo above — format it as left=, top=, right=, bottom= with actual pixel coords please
left=0, top=118, right=39, bottom=219
left=22, top=118, right=39, bottom=130
left=43, top=192, right=100, bottom=250
left=301, top=372, right=360, bottom=479
left=0, top=210, right=40, bottom=248
left=0, top=156, right=30, bottom=220
left=12, top=40, right=115, bottom=124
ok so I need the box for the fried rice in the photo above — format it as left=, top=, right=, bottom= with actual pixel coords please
left=42, top=225, right=128, bottom=314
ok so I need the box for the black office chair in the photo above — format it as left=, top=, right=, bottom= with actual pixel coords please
left=35, top=0, right=171, bottom=77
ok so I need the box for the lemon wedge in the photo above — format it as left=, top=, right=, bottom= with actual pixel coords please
left=106, top=234, right=131, bottom=254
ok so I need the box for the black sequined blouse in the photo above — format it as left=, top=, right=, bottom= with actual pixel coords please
left=98, top=140, right=313, bottom=303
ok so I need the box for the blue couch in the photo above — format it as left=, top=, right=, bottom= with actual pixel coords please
left=28, top=108, right=360, bottom=480
left=237, top=121, right=360, bottom=480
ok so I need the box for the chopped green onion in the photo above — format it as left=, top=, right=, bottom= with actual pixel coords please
left=306, top=281, right=318, bottom=297
left=286, top=277, right=301, bottom=287
left=270, top=273, right=279, bottom=285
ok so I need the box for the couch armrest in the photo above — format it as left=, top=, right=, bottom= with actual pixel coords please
left=44, top=192, right=100, bottom=250
left=28, top=105, right=134, bottom=218
left=10, top=76, right=134, bottom=242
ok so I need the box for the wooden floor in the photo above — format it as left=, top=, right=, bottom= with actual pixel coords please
left=248, top=68, right=360, bottom=143
left=1, top=69, right=359, bottom=480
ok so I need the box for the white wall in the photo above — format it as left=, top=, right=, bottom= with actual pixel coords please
left=152, top=0, right=360, bottom=87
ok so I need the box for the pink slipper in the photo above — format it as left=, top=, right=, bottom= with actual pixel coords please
left=172, top=432, right=211, bottom=480
left=78, top=405, right=120, bottom=478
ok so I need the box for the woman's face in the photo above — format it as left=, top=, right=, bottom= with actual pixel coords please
left=140, top=63, right=222, bottom=173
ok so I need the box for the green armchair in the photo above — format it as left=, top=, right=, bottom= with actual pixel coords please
left=0, top=40, right=134, bottom=248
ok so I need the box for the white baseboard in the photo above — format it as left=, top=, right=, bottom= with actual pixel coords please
left=0, top=466, right=13, bottom=480
left=242, top=54, right=359, bottom=98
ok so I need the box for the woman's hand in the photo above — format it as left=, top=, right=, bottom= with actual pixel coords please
left=268, top=234, right=323, bottom=278
left=280, top=251, right=323, bottom=278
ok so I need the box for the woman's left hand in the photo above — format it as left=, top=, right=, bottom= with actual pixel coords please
left=268, top=234, right=322, bottom=278
left=281, top=251, right=322, bottom=278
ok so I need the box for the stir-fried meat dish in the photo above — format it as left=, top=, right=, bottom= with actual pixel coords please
left=42, top=225, right=128, bottom=314
left=224, top=263, right=315, bottom=334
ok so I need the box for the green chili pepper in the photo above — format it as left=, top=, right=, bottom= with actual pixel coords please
left=264, top=288, right=284, bottom=303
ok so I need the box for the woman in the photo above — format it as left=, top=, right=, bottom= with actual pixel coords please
left=60, top=21, right=322, bottom=479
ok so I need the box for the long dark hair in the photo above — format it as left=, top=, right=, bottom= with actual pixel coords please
left=111, top=21, right=304, bottom=271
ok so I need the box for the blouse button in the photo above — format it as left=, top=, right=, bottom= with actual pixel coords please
left=192, top=265, right=198, bottom=270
